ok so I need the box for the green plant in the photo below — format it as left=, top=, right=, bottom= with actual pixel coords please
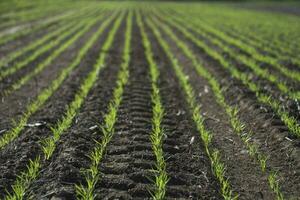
left=156, top=13, right=300, bottom=138
left=0, top=11, right=118, bottom=151
left=75, top=11, right=129, bottom=200
left=165, top=10, right=300, bottom=82
left=0, top=14, right=97, bottom=82
left=137, top=11, right=168, bottom=199
left=3, top=11, right=123, bottom=200
left=150, top=13, right=285, bottom=198
left=145, top=15, right=237, bottom=200
left=0, top=7, right=100, bottom=71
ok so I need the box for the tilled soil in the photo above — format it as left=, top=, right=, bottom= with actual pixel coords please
left=0, top=5, right=300, bottom=200
left=153, top=25, right=275, bottom=199
left=0, top=16, right=110, bottom=134
left=24, top=21, right=125, bottom=199
left=0, top=15, right=116, bottom=197
left=146, top=24, right=222, bottom=199
left=164, top=19, right=300, bottom=199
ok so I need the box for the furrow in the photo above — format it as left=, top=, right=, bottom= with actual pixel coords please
left=0, top=12, right=107, bottom=97
left=0, top=5, right=96, bottom=49
left=0, top=12, right=117, bottom=198
left=91, top=16, right=154, bottom=200
left=1, top=12, right=124, bottom=200
left=23, top=16, right=125, bottom=199
left=145, top=14, right=238, bottom=200
left=0, top=12, right=101, bottom=82
left=0, top=3, right=299, bottom=200
left=150, top=13, right=287, bottom=199
left=159, top=15, right=300, bottom=121
left=0, top=11, right=119, bottom=151
left=140, top=12, right=223, bottom=200
left=151, top=8, right=300, bottom=199
left=75, top=11, right=129, bottom=200
left=158, top=13, right=300, bottom=101
left=0, top=21, right=77, bottom=70
left=0, top=14, right=112, bottom=134
left=137, top=12, right=168, bottom=199
left=154, top=12, right=300, bottom=138
left=169, top=9, right=300, bottom=71
left=0, top=7, right=100, bottom=70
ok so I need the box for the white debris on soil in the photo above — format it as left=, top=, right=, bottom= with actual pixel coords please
left=225, top=137, right=233, bottom=142
left=204, top=85, right=209, bottom=93
left=285, top=137, right=293, bottom=142
left=0, top=129, right=7, bottom=134
left=25, top=121, right=46, bottom=127
left=240, top=149, right=248, bottom=154
left=259, top=106, right=268, bottom=113
left=190, top=136, right=195, bottom=145
left=176, top=110, right=186, bottom=116
left=89, top=125, right=98, bottom=130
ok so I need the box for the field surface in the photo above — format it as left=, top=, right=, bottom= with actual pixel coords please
left=0, top=1, right=299, bottom=199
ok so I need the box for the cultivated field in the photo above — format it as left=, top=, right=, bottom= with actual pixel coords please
left=0, top=1, right=299, bottom=199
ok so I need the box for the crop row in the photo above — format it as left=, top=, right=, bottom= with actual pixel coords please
left=0, top=3, right=98, bottom=46
left=0, top=10, right=118, bottom=150
left=0, top=1, right=88, bottom=32
left=75, top=11, right=128, bottom=199
left=0, top=7, right=101, bottom=73
left=220, top=22, right=300, bottom=62
left=169, top=6, right=300, bottom=62
left=208, top=6, right=300, bottom=53
left=158, top=11, right=300, bottom=101
left=3, top=11, right=123, bottom=200
left=137, top=12, right=168, bottom=199
left=144, top=14, right=237, bottom=200
left=209, top=21, right=300, bottom=69
left=1, top=4, right=299, bottom=199
left=169, top=11, right=300, bottom=82
left=2, top=10, right=232, bottom=199
left=147, top=13, right=284, bottom=199
left=0, top=6, right=101, bottom=70
left=1, top=10, right=106, bottom=96
left=152, top=11, right=300, bottom=139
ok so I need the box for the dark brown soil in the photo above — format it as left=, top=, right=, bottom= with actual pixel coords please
left=0, top=9, right=100, bottom=58
left=145, top=20, right=223, bottom=199
left=0, top=16, right=115, bottom=197
left=95, top=21, right=154, bottom=199
left=161, top=17, right=300, bottom=199
left=0, top=7, right=299, bottom=200
left=23, top=20, right=125, bottom=199
left=149, top=16, right=277, bottom=200
left=164, top=14, right=300, bottom=123
left=0, top=21, right=62, bottom=58
left=0, top=17, right=110, bottom=137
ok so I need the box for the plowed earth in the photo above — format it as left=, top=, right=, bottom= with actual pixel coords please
left=0, top=2, right=299, bottom=200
